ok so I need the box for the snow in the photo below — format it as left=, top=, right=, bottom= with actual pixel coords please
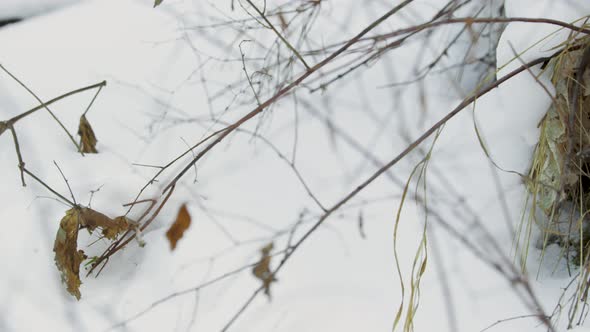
left=0, top=0, right=82, bottom=20
left=0, top=0, right=589, bottom=331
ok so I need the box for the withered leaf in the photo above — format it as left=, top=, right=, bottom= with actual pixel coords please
left=166, top=204, right=191, bottom=250
left=53, top=208, right=86, bottom=300
left=79, top=208, right=129, bottom=240
left=104, top=216, right=130, bottom=240
left=53, top=207, right=131, bottom=299
left=78, top=115, right=97, bottom=153
left=252, top=242, right=277, bottom=299
left=154, top=0, right=164, bottom=8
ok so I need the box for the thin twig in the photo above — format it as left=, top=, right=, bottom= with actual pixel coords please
left=239, top=40, right=262, bottom=106
left=0, top=64, right=82, bottom=152
left=480, top=314, right=547, bottom=332
left=0, top=81, right=105, bottom=190
left=106, top=257, right=277, bottom=331
left=8, top=125, right=26, bottom=186
left=9, top=81, right=107, bottom=124
left=125, top=126, right=228, bottom=216
left=221, top=286, right=265, bottom=331
left=163, top=0, right=416, bottom=193
left=22, top=167, right=75, bottom=207
left=244, top=0, right=310, bottom=69
left=87, top=186, right=175, bottom=276
left=53, top=161, right=77, bottom=206
left=222, top=55, right=555, bottom=331
left=82, top=83, right=105, bottom=116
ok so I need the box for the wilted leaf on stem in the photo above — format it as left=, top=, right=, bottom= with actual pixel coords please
left=53, top=208, right=86, bottom=300
left=53, top=207, right=131, bottom=299
left=78, top=115, right=97, bottom=153
left=79, top=208, right=129, bottom=240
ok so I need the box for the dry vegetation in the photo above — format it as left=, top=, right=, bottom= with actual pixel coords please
left=4, top=0, right=590, bottom=331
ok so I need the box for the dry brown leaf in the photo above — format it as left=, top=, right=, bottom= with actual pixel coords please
left=53, top=208, right=86, bottom=300
left=78, top=115, right=97, bottom=153
left=53, top=207, right=131, bottom=299
left=103, top=216, right=130, bottom=240
left=79, top=208, right=129, bottom=240
left=166, top=204, right=191, bottom=250
left=252, top=242, right=277, bottom=299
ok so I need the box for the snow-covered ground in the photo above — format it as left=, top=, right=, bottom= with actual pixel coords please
left=0, top=0, right=82, bottom=20
left=1, top=0, right=590, bottom=331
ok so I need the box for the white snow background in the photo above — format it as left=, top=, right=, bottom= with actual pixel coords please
left=1, top=0, right=590, bottom=331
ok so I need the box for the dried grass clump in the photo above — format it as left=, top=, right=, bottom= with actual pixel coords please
left=527, top=35, right=590, bottom=258
left=522, top=33, right=590, bottom=327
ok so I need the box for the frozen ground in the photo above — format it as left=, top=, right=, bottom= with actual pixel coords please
left=1, top=0, right=590, bottom=331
